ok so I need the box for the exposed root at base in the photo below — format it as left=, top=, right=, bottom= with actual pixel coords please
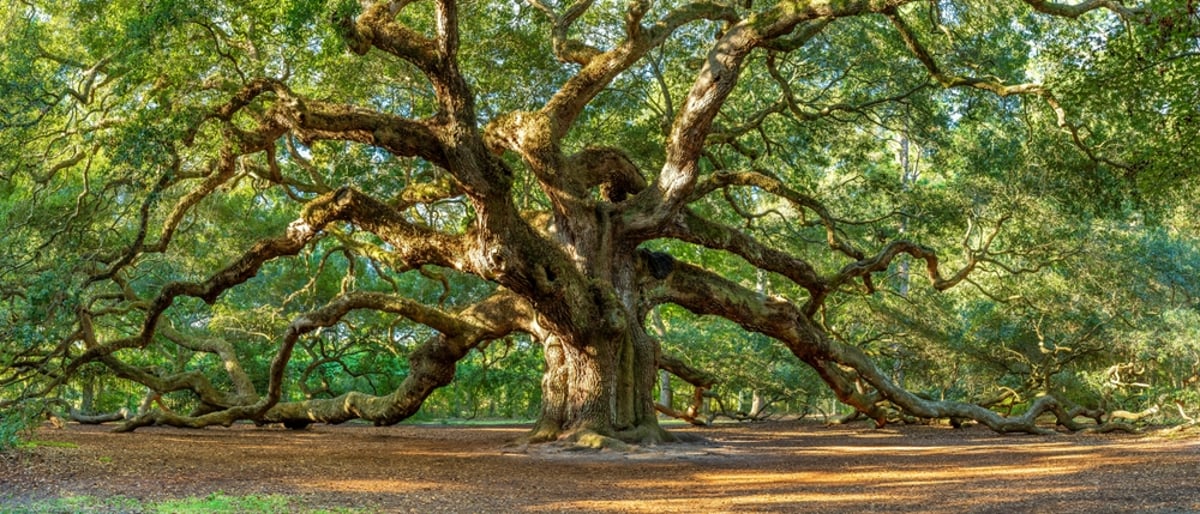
left=505, top=424, right=710, bottom=455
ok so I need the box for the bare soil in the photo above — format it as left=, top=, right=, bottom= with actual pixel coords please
left=2, top=420, right=1199, bottom=513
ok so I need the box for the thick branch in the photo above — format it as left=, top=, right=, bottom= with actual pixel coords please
left=261, top=290, right=533, bottom=426
left=625, top=0, right=914, bottom=233
left=641, top=258, right=1109, bottom=434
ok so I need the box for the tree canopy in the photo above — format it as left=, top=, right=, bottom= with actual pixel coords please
left=1, top=0, right=1198, bottom=444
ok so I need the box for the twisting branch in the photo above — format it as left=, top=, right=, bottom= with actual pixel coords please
left=639, top=257, right=1119, bottom=435
left=29, top=186, right=468, bottom=405
left=340, top=3, right=440, bottom=73
left=626, top=0, right=914, bottom=233
left=260, top=289, right=534, bottom=426
left=830, top=214, right=1009, bottom=294
left=488, top=0, right=739, bottom=194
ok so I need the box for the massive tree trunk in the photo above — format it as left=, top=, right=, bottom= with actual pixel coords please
left=532, top=325, right=667, bottom=444
left=523, top=226, right=669, bottom=444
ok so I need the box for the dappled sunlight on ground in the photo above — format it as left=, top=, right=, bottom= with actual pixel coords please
left=525, top=425, right=1200, bottom=513
left=294, top=478, right=456, bottom=494
left=4, top=421, right=1197, bottom=513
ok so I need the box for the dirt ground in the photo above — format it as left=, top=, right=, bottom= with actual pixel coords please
left=2, top=420, right=1199, bottom=513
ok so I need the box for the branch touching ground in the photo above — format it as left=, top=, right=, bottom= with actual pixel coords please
left=644, top=257, right=1126, bottom=435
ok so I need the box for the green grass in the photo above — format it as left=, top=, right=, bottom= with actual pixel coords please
left=0, top=493, right=372, bottom=513
left=411, top=417, right=536, bottom=426
left=16, top=440, right=78, bottom=449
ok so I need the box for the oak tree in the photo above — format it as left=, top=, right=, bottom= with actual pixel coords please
left=2, top=0, right=1197, bottom=444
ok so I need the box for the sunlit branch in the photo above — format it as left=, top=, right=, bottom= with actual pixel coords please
left=341, top=3, right=440, bottom=72
left=539, top=1, right=741, bottom=143
left=628, top=1, right=915, bottom=233
left=526, top=0, right=603, bottom=65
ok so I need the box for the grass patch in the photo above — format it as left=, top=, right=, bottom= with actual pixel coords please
left=0, top=493, right=372, bottom=513
left=17, top=440, right=78, bottom=449
left=411, top=418, right=535, bottom=426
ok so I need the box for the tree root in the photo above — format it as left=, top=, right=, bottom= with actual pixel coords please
left=510, top=421, right=687, bottom=452
left=568, top=431, right=633, bottom=451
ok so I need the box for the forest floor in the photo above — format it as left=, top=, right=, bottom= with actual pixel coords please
left=2, top=419, right=1199, bottom=513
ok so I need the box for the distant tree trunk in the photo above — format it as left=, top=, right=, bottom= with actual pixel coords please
left=659, top=369, right=673, bottom=411
left=81, top=375, right=96, bottom=415
left=893, top=133, right=919, bottom=389
left=750, top=390, right=766, bottom=418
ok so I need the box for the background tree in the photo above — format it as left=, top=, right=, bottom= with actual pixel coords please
left=1, top=0, right=1197, bottom=445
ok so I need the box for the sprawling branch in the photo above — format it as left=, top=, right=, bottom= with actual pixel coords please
left=39, top=186, right=466, bottom=406
left=79, top=311, right=248, bottom=413
left=260, top=289, right=533, bottom=426
left=53, top=212, right=330, bottom=389
left=640, top=257, right=1115, bottom=434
